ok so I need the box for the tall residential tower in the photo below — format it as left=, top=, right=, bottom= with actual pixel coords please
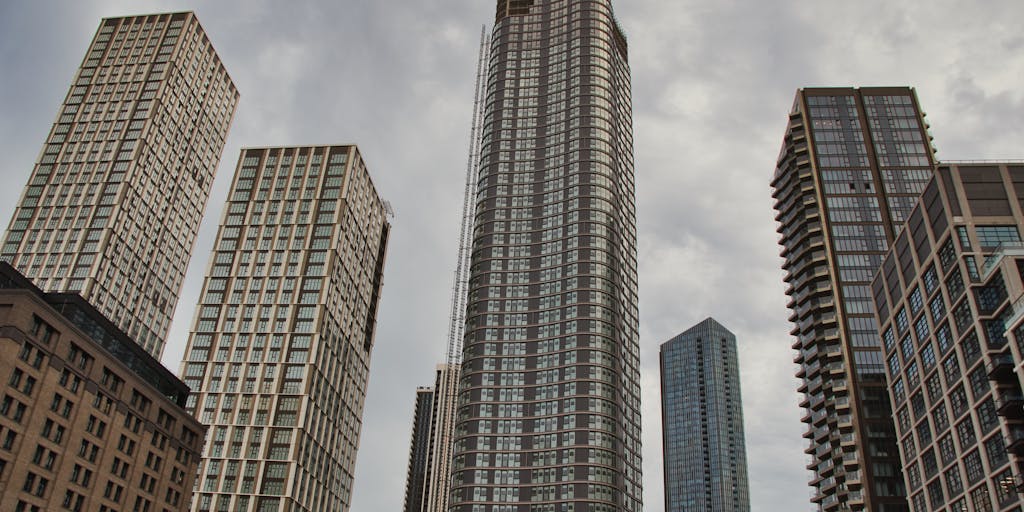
left=772, top=87, right=937, bottom=511
left=449, top=1, right=642, bottom=511
left=0, top=12, right=238, bottom=358
left=403, top=385, right=436, bottom=512
left=660, top=318, right=749, bottom=512
left=179, top=145, right=390, bottom=512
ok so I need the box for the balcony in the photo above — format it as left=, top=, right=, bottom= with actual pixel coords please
left=988, top=352, right=1017, bottom=383
left=981, top=241, right=1024, bottom=281
left=996, top=392, right=1024, bottom=419
left=1006, top=426, right=1024, bottom=456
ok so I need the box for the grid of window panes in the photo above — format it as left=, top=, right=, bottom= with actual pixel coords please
left=810, top=90, right=931, bottom=508
left=0, top=288, right=206, bottom=512
left=450, top=1, right=642, bottom=511
left=660, top=319, right=749, bottom=512
left=863, top=94, right=934, bottom=232
left=879, top=227, right=1022, bottom=512
left=181, top=145, right=390, bottom=512
left=0, top=13, right=238, bottom=358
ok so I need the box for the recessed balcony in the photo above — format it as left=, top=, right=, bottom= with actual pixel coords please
left=987, top=352, right=1016, bottom=383
left=1006, top=426, right=1024, bottom=456
left=996, top=392, right=1024, bottom=418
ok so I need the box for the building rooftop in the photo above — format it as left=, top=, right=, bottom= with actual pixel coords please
left=0, top=262, right=191, bottom=406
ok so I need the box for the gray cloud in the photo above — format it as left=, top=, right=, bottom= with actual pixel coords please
left=1, top=2, right=1023, bottom=512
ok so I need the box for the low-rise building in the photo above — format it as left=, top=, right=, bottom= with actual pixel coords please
left=0, top=262, right=205, bottom=512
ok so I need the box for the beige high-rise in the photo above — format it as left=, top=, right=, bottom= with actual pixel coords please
left=0, top=12, right=239, bottom=358
left=180, top=145, right=390, bottom=512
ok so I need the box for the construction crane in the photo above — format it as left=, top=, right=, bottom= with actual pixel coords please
left=422, top=25, right=490, bottom=512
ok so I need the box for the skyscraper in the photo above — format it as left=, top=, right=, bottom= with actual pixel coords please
left=402, top=363, right=462, bottom=512
left=179, top=145, right=391, bottom=512
left=872, top=162, right=1024, bottom=512
left=403, top=385, right=436, bottom=512
left=773, top=87, right=937, bottom=511
left=449, top=1, right=642, bottom=510
left=660, top=318, right=749, bottom=512
left=0, top=12, right=238, bottom=358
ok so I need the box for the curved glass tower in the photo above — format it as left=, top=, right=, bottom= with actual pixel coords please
left=450, top=1, right=641, bottom=511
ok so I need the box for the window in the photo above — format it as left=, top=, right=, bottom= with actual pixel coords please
left=932, top=403, right=950, bottom=434
left=923, top=265, right=939, bottom=295
left=935, top=322, right=953, bottom=354
left=975, top=225, right=1020, bottom=248
left=956, top=226, right=972, bottom=250
left=945, top=467, right=964, bottom=496
left=896, top=308, right=909, bottom=335
left=977, top=398, right=999, bottom=433
left=945, top=269, right=965, bottom=301
left=957, top=418, right=977, bottom=449
left=938, top=435, right=956, bottom=465
left=927, top=478, right=945, bottom=508
left=970, top=484, right=993, bottom=511
left=985, top=434, right=1008, bottom=469
left=961, top=332, right=982, bottom=365
left=949, top=386, right=968, bottom=418
left=952, top=301, right=973, bottom=335
left=964, top=450, right=984, bottom=483
left=909, top=287, right=924, bottom=314
left=938, top=238, right=957, bottom=271
left=993, top=468, right=1017, bottom=506
left=925, top=374, right=942, bottom=403
left=929, top=296, right=946, bottom=324
left=968, top=367, right=990, bottom=400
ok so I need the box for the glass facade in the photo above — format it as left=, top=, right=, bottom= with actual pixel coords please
left=0, top=12, right=239, bottom=358
left=449, top=1, right=642, bottom=511
left=660, top=318, right=749, bottom=512
left=180, top=145, right=391, bottom=512
left=773, top=87, right=936, bottom=511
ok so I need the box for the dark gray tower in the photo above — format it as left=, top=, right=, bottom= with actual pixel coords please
left=403, top=386, right=435, bottom=512
left=449, top=1, right=642, bottom=510
left=660, top=318, right=749, bottom=512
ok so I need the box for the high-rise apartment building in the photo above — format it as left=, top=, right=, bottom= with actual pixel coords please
left=872, top=162, right=1024, bottom=512
left=179, top=145, right=390, bottom=512
left=660, top=318, right=749, bottom=512
left=773, top=87, right=937, bottom=511
left=402, top=364, right=460, bottom=512
left=0, top=262, right=206, bottom=512
left=0, top=12, right=239, bottom=358
left=449, top=1, right=642, bottom=511
left=403, top=386, right=436, bottom=512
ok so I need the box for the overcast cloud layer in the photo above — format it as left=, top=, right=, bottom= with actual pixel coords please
left=2, top=2, right=1023, bottom=511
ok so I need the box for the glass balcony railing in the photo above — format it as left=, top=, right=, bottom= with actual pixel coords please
left=982, top=241, right=1024, bottom=280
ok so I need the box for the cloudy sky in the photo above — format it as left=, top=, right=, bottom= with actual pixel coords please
left=2, top=1, right=1023, bottom=511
